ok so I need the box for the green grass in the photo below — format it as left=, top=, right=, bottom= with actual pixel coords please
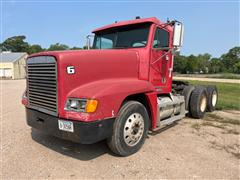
left=176, top=73, right=240, bottom=79
left=187, top=80, right=240, bottom=110
left=216, top=73, right=240, bottom=79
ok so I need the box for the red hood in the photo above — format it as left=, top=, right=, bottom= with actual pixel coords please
left=29, top=49, right=140, bottom=85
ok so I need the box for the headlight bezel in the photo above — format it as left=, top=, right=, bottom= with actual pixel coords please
left=64, top=98, right=98, bottom=113
left=64, top=98, right=87, bottom=112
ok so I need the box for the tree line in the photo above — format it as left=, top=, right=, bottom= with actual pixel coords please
left=0, top=35, right=83, bottom=54
left=174, top=47, right=240, bottom=74
left=1, top=35, right=239, bottom=74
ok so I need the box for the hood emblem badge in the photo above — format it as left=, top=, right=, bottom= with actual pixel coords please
left=67, top=66, right=75, bottom=74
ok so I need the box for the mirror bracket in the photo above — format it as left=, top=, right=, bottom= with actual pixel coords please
left=86, top=35, right=94, bottom=50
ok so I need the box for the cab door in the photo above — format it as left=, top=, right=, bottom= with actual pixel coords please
left=150, top=27, right=172, bottom=93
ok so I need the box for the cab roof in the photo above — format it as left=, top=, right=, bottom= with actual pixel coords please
left=92, top=17, right=161, bottom=33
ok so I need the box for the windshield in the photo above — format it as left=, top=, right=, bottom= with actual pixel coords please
left=93, top=23, right=150, bottom=49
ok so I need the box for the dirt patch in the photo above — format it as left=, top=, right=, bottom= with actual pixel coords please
left=1, top=80, right=240, bottom=179
left=190, top=111, right=240, bottom=159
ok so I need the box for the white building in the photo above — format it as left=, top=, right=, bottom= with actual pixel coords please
left=0, top=52, right=28, bottom=79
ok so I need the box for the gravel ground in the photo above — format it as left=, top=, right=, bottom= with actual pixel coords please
left=1, top=79, right=240, bottom=179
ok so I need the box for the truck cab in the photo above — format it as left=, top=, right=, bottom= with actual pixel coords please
left=22, top=17, right=217, bottom=156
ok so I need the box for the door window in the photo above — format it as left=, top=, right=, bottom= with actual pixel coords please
left=153, top=28, right=169, bottom=48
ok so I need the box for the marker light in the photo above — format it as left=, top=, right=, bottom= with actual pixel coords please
left=86, top=99, right=98, bottom=113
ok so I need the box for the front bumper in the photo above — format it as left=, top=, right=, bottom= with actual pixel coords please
left=26, top=108, right=114, bottom=144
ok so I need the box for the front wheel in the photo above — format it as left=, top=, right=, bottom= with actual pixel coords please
left=107, top=101, right=149, bottom=156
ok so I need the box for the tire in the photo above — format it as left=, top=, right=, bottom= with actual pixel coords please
left=206, top=85, right=218, bottom=112
left=107, top=101, right=149, bottom=156
left=181, top=85, right=195, bottom=111
left=189, top=86, right=208, bottom=119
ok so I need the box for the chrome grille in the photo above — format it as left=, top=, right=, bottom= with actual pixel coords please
left=27, top=56, right=57, bottom=116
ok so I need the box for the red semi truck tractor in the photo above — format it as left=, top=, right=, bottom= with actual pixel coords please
left=22, top=17, right=218, bottom=156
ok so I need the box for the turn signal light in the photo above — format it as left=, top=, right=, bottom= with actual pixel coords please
left=86, top=99, right=98, bottom=113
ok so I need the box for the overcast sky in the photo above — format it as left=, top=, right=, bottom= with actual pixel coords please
left=1, top=0, right=239, bottom=57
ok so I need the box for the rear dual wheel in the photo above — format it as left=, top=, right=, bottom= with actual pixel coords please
left=107, top=101, right=149, bottom=157
left=189, top=85, right=218, bottom=119
left=206, top=86, right=218, bottom=112
left=189, top=86, right=208, bottom=119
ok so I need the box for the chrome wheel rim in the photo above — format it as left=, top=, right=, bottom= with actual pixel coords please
left=212, top=91, right=217, bottom=107
left=123, top=113, right=144, bottom=147
left=200, top=95, right=207, bottom=112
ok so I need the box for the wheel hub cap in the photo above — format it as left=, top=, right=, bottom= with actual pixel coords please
left=123, top=113, right=144, bottom=146
left=212, top=91, right=217, bottom=106
left=200, top=96, right=207, bottom=112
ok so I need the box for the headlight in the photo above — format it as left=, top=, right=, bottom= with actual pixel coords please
left=64, top=98, right=98, bottom=113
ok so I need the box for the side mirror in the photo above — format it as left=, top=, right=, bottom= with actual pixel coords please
left=173, top=22, right=184, bottom=52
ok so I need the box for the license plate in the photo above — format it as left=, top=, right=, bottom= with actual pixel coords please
left=58, top=120, right=74, bottom=132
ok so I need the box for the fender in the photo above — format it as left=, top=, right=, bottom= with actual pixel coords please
left=145, top=92, right=158, bottom=129
left=62, top=78, right=155, bottom=122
